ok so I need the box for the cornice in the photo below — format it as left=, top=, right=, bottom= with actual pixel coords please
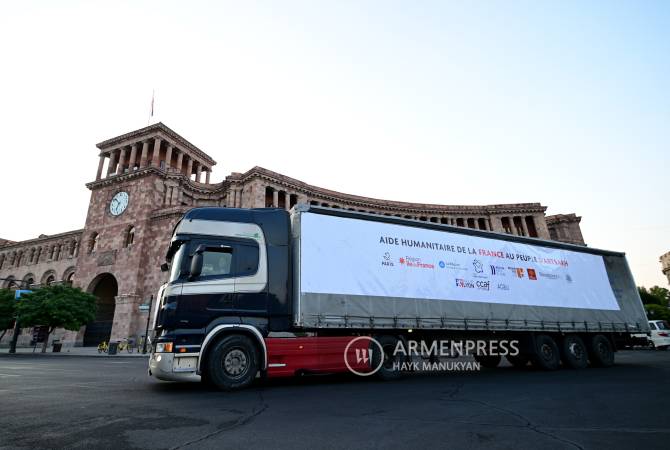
left=0, top=229, right=84, bottom=252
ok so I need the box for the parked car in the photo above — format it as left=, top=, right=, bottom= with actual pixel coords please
left=648, top=320, right=670, bottom=350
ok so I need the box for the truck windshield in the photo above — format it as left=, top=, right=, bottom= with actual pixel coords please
left=168, top=243, right=186, bottom=283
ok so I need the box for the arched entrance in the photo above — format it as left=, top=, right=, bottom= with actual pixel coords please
left=83, top=273, right=118, bottom=346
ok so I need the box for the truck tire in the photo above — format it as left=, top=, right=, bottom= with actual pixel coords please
left=530, top=334, right=560, bottom=370
left=506, top=354, right=529, bottom=368
left=587, top=334, right=614, bottom=368
left=206, top=334, right=259, bottom=390
left=372, top=335, right=404, bottom=381
left=560, top=335, right=588, bottom=369
left=474, top=354, right=501, bottom=368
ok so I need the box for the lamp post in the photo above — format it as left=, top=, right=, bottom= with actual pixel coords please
left=142, top=295, right=154, bottom=354
left=1, top=278, right=32, bottom=354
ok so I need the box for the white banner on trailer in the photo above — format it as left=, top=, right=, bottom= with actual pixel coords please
left=300, top=213, right=620, bottom=311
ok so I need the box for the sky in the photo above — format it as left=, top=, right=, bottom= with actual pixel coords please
left=0, top=1, right=668, bottom=288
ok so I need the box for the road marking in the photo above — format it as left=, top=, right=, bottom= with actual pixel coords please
left=0, top=373, right=20, bottom=377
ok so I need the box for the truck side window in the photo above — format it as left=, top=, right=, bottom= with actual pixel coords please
left=236, top=243, right=259, bottom=277
left=201, top=248, right=233, bottom=278
left=649, top=322, right=657, bottom=330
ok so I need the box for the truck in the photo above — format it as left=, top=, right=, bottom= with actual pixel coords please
left=148, top=205, right=650, bottom=390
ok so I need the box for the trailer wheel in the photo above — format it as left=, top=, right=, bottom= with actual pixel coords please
left=372, top=335, right=404, bottom=381
left=506, top=354, right=529, bottom=368
left=474, top=354, right=501, bottom=368
left=587, top=334, right=614, bottom=368
left=530, top=334, right=560, bottom=371
left=206, top=334, right=259, bottom=390
left=560, top=335, right=588, bottom=369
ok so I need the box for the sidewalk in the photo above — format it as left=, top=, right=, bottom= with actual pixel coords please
left=0, top=345, right=149, bottom=357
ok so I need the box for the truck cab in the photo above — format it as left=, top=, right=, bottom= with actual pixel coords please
left=149, top=207, right=291, bottom=387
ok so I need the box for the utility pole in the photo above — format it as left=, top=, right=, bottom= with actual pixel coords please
left=142, top=295, right=154, bottom=354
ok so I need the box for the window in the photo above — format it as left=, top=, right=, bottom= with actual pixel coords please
left=46, top=275, right=55, bottom=285
left=183, top=239, right=260, bottom=282
left=89, top=233, right=98, bottom=254
left=649, top=322, right=657, bottom=330
left=125, top=226, right=135, bottom=247
left=201, top=248, right=233, bottom=277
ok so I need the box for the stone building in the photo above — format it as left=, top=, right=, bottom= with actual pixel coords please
left=0, top=123, right=586, bottom=347
left=660, top=251, right=670, bottom=286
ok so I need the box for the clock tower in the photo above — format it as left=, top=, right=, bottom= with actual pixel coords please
left=73, top=123, right=216, bottom=345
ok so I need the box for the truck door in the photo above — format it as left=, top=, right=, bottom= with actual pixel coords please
left=232, top=240, right=267, bottom=314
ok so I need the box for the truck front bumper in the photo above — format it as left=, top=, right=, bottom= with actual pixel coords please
left=148, top=352, right=201, bottom=382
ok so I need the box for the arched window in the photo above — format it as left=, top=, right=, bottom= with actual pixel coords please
left=89, top=232, right=98, bottom=254
left=125, top=226, right=135, bottom=247
left=0, top=254, right=4, bottom=270
left=46, top=275, right=56, bottom=285
left=66, top=272, right=75, bottom=285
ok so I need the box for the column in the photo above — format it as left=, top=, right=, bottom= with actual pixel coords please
left=205, top=169, right=210, bottom=184
left=96, top=154, right=106, bottom=180
left=140, top=140, right=149, bottom=167
left=117, top=147, right=127, bottom=174
left=165, top=145, right=173, bottom=171
left=519, top=216, right=529, bottom=237
left=195, top=162, right=202, bottom=182
left=186, top=157, right=193, bottom=180
left=284, top=192, right=291, bottom=211
left=107, top=150, right=117, bottom=176
left=151, top=138, right=162, bottom=166
left=176, top=151, right=184, bottom=174
left=128, top=144, right=138, bottom=171
left=272, top=189, right=279, bottom=207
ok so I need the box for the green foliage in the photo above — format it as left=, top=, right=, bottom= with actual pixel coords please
left=0, top=288, right=16, bottom=331
left=645, top=304, right=670, bottom=322
left=16, top=284, right=97, bottom=332
left=638, top=286, right=668, bottom=306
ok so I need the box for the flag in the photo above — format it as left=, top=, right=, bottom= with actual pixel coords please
left=150, top=90, right=154, bottom=117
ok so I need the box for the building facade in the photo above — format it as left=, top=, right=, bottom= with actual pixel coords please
left=660, top=251, right=670, bottom=286
left=0, top=123, right=586, bottom=347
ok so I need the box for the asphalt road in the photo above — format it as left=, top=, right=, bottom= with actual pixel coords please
left=1, top=350, right=669, bottom=450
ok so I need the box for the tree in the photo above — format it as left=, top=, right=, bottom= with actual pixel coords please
left=0, top=289, right=16, bottom=343
left=16, top=284, right=97, bottom=353
left=645, top=304, right=670, bottom=322
left=638, top=286, right=668, bottom=306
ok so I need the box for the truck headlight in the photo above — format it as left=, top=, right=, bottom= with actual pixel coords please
left=156, top=342, right=174, bottom=353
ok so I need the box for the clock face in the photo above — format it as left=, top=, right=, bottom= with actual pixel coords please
left=110, top=191, right=129, bottom=216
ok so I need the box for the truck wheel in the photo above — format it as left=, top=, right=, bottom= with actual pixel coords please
left=560, top=335, right=588, bottom=369
left=372, top=335, right=404, bottom=381
left=506, top=354, right=529, bottom=368
left=587, top=334, right=614, bottom=368
left=206, top=334, right=259, bottom=390
left=530, top=334, right=560, bottom=371
left=474, top=354, right=501, bottom=368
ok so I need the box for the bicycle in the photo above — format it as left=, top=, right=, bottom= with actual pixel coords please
left=117, top=338, right=135, bottom=353
left=97, top=341, right=109, bottom=353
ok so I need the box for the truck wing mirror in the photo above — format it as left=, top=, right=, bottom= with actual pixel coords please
left=189, top=252, right=204, bottom=281
left=160, top=262, right=169, bottom=272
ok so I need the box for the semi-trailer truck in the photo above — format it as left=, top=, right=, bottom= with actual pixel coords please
left=149, top=205, right=649, bottom=390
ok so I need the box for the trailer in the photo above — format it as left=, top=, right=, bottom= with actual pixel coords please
left=149, top=205, right=649, bottom=390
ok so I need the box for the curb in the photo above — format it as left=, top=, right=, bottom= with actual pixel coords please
left=0, top=353, right=149, bottom=359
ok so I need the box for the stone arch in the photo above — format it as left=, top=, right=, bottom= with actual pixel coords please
left=22, top=273, right=36, bottom=287
left=83, top=273, right=118, bottom=346
left=41, top=269, right=57, bottom=285
left=62, top=266, right=76, bottom=285
left=2, top=276, right=17, bottom=289
left=0, top=253, right=5, bottom=270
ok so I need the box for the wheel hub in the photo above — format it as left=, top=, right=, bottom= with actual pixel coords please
left=224, top=349, right=248, bottom=377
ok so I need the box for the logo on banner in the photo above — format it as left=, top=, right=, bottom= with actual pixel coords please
left=400, top=256, right=435, bottom=269
left=439, top=261, right=446, bottom=268
left=472, top=259, right=484, bottom=273
left=490, top=265, right=506, bottom=276
left=565, top=274, right=573, bottom=283
left=475, top=280, right=490, bottom=291
left=497, top=283, right=510, bottom=291
left=381, top=252, right=395, bottom=267
left=539, top=272, right=559, bottom=280
left=512, top=268, right=524, bottom=278
left=527, top=268, right=537, bottom=280
left=455, top=279, right=475, bottom=289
